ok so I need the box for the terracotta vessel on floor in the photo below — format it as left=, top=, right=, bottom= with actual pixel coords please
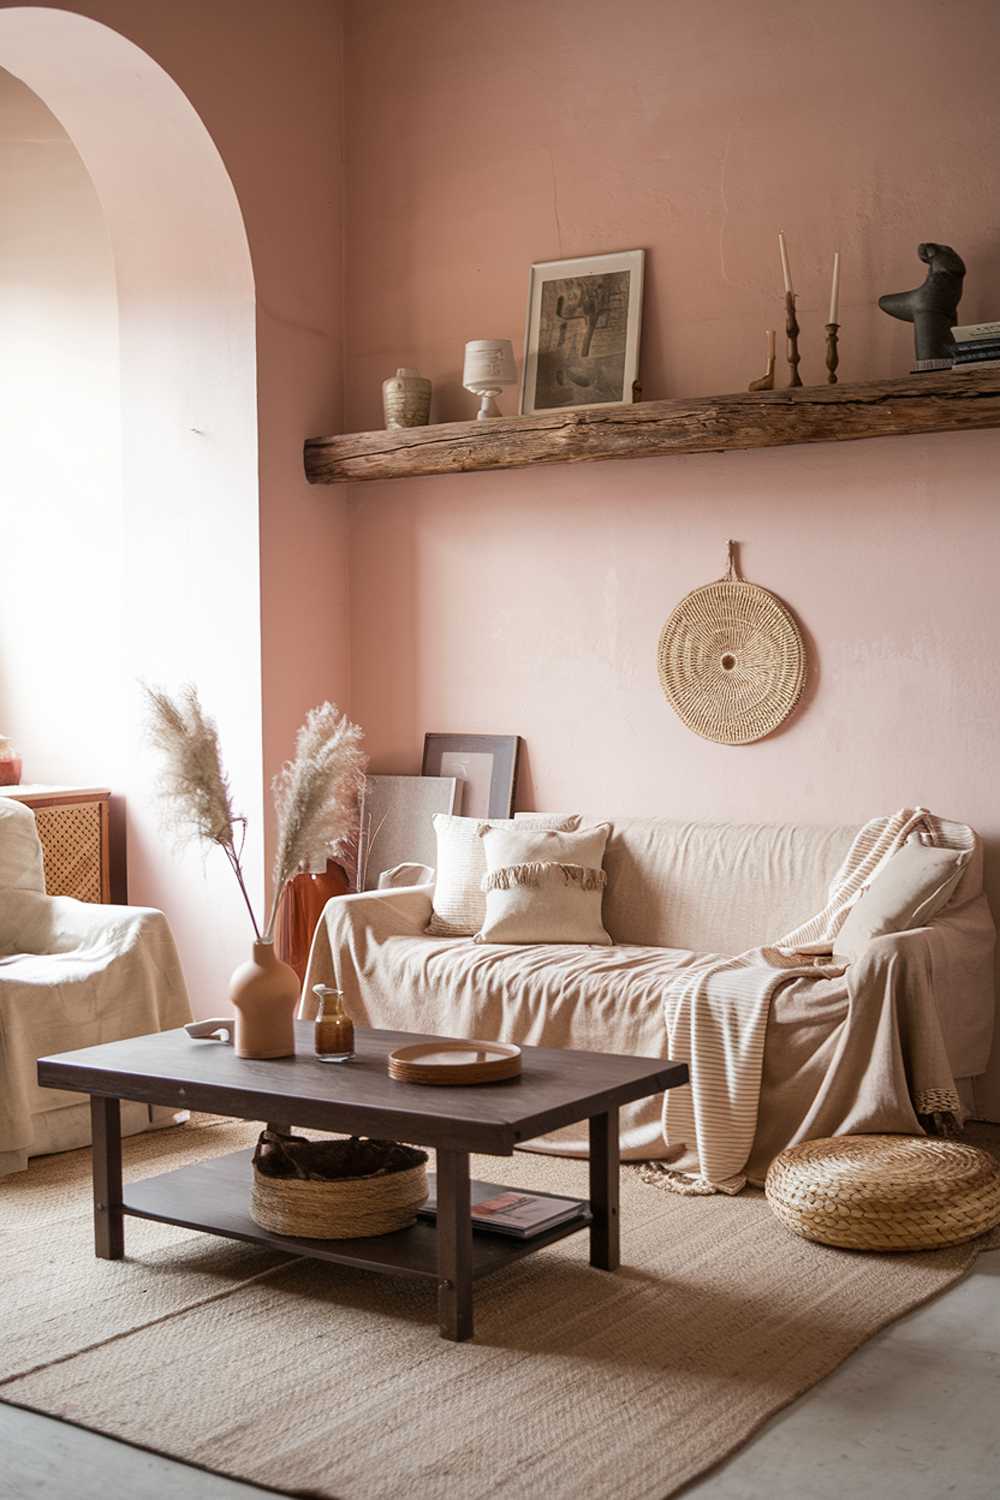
left=274, top=860, right=349, bottom=984
left=229, top=940, right=300, bottom=1059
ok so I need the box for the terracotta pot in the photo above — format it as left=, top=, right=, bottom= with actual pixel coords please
left=229, top=940, right=300, bottom=1059
left=273, top=860, right=349, bottom=984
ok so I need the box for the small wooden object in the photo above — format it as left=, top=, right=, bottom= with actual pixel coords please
left=784, top=291, right=802, bottom=387
left=748, top=329, right=776, bottom=391
left=388, top=1038, right=522, bottom=1086
left=825, top=322, right=840, bottom=384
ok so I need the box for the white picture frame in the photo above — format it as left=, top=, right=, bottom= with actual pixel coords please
left=519, top=248, right=645, bottom=416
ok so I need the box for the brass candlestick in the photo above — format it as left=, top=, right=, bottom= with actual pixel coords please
left=825, top=322, right=840, bottom=384
left=785, top=291, right=802, bottom=387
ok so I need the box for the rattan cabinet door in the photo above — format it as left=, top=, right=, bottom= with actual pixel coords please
left=34, top=799, right=110, bottom=902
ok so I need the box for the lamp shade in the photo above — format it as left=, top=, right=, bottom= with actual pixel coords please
left=463, top=339, right=517, bottom=392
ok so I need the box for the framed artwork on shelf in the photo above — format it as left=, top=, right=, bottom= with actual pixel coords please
left=421, top=734, right=521, bottom=820
left=519, top=248, right=645, bottom=415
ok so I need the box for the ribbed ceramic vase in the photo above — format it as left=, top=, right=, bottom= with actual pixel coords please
left=382, top=367, right=431, bottom=428
left=229, top=940, right=300, bottom=1059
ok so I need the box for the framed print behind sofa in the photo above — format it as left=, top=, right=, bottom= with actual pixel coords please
left=421, top=734, right=521, bottom=819
left=520, top=248, right=644, bottom=415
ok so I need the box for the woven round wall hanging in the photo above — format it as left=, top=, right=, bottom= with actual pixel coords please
left=657, top=542, right=806, bottom=745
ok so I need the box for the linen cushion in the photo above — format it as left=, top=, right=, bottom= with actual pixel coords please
left=835, top=841, right=970, bottom=961
left=427, top=813, right=579, bottom=937
left=0, top=798, right=46, bottom=894
left=476, top=823, right=612, bottom=946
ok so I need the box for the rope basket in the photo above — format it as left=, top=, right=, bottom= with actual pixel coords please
left=657, top=543, right=806, bottom=745
left=765, top=1135, right=1000, bottom=1252
left=250, top=1133, right=429, bottom=1240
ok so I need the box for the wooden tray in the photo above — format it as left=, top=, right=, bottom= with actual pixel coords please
left=388, top=1039, right=522, bottom=1086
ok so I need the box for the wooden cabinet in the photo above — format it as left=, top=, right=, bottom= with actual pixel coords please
left=2, top=785, right=112, bottom=902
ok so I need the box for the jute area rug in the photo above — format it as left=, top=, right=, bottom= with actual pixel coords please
left=2, top=1116, right=998, bottom=1500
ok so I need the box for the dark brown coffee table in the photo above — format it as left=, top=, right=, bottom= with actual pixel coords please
left=37, top=1023, right=687, bottom=1341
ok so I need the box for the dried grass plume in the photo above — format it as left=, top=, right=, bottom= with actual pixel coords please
left=144, top=686, right=367, bottom=947
left=143, top=683, right=260, bottom=936
left=265, top=702, right=367, bottom=940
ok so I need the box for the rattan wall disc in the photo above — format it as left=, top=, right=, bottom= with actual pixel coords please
left=657, top=556, right=806, bottom=745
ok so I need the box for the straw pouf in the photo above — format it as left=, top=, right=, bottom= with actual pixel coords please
left=765, top=1135, right=1000, bottom=1251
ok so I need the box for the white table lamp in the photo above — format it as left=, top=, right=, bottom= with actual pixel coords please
left=463, top=339, right=517, bottom=419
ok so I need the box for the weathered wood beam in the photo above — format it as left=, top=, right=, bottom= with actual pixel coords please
left=304, top=369, right=1000, bottom=485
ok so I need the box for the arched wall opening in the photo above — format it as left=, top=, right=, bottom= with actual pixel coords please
left=0, top=8, right=263, bottom=1005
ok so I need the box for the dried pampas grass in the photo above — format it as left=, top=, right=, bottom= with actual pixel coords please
left=143, top=683, right=261, bottom=936
left=143, top=685, right=366, bottom=945
left=264, top=703, right=367, bottom=940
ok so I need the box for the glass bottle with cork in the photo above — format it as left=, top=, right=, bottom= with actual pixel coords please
left=312, top=984, right=355, bottom=1063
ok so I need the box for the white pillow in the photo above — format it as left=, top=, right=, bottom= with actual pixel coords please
left=475, top=823, right=612, bottom=946
left=0, top=797, right=46, bottom=894
left=426, top=813, right=579, bottom=937
left=835, top=841, right=970, bottom=961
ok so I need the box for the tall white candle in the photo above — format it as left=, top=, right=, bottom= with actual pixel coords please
left=778, top=231, right=793, bottom=296
left=828, top=251, right=841, bottom=325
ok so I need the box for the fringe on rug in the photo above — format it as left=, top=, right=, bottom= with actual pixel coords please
left=482, top=861, right=607, bottom=893
left=627, top=1162, right=745, bottom=1197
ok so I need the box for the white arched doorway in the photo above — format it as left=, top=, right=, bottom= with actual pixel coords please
left=0, top=8, right=262, bottom=1006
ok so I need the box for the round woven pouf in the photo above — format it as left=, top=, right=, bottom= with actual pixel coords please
left=765, top=1135, right=1000, bottom=1252
left=656, top=560, right=806, bottom=745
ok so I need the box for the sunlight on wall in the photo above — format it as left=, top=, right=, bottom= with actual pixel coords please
left=0, top=69, right=123, bottom=791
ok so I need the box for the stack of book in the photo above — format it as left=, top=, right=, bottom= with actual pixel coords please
left=952, top=322, right=1000, bottom=371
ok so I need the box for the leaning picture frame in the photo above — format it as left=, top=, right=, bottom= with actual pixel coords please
left=519, top=248, right=645, bottom=416
left=421, top=734, right=521, bottom=820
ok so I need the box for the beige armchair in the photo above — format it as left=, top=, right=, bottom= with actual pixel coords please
left=0, top=796, right=191, bottom=1176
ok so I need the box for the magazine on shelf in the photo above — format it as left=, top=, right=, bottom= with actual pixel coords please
left=419, top=1179, right=587, bottom=1239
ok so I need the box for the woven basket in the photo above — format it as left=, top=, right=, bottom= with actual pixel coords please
left=765, top=1135, right=1000, bottom=1252
left=251, top=1136, right=428, bottom=1240
left=657, top=545, right=806, bottom=745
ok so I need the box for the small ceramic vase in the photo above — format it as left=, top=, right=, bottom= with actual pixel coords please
left=0, top=735, right=23, bottom=787
left=229, top=940, right=300, bottom=1059
left=382, top=367, right=431, bottom=429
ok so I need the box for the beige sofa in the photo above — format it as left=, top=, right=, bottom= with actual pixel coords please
left=0, top=796, right=191, bottom=1176
left=302, top=816, right=996, bottom=1175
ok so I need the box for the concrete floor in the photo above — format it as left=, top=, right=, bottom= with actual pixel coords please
left=3, top=1248, right=997, bottom=1500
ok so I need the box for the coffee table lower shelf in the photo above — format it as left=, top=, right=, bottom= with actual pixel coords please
left=123, top=1147, right=593, bottom=1282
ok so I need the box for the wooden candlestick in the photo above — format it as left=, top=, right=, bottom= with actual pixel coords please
left=825, top=322, right=840, bottom=384
left=785, top=291, right=802, bottom=388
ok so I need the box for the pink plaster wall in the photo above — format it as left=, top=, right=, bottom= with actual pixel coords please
left=343, top=0, right=1000, bottom=1109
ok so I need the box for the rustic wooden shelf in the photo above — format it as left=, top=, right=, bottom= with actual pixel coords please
left=304, top=368, right=1000, bottom=485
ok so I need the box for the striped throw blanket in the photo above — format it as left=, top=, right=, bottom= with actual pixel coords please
left=655, top=809, right=974, bottom=1195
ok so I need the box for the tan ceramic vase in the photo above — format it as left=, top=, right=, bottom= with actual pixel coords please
left=229, top=940, right=300, bottom=1059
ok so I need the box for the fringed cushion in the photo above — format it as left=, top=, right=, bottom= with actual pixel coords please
left=426, top=813, right=579, bottom=937
left=475, top=824, right=612, bottom=945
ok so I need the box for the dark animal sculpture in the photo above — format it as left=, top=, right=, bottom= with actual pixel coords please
left=878, top=242, right=966, bottom=364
